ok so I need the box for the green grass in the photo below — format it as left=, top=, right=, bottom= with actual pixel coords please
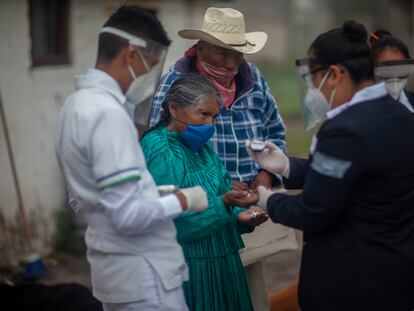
left=258, top=64, right=315, bottom=157
left=285, top=126, right=316, bottom=157
left=258, top=64, right=302, bottom=118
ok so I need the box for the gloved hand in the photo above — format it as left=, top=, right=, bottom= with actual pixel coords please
left=257, top=186, right=287, bottom=212
left=257, top=186, right=273, bottom=212
left=179, top=186, right=209, bottom=212
left=245, top=140, right=290, bottom=178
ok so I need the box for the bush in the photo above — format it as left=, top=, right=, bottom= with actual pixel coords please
left=53, top=208, right=85, bottom=255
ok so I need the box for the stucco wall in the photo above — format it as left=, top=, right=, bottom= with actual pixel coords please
left=0, top=0, right=116, bottom=265
left=0, top=0, right=208, bottom=266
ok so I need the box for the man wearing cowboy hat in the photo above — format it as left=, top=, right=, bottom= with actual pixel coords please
left=150, top=7, right=287, bottom=311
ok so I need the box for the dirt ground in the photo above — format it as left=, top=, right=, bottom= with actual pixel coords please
left=0, top=233, right=302, bottom=311
left=27, top=212, right=303, bottom=295
left=2, top=197, right=303, bottom=301
left=264, top=247, right=302, bottom=293
left=25, top=238, right=302, bottom=295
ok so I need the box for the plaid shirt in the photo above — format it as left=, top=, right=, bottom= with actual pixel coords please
left=150, top=56, right=286, bottom=183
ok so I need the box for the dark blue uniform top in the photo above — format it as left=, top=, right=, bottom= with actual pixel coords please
left=405, top=90, right=414, bottom=110
left=267, top=91, right=414, bottom=311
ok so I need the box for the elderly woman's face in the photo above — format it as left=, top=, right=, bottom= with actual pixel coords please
left=170, top=97, right=220, bottom=132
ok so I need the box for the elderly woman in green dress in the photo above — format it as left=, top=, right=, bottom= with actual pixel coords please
left=141, top=73, right=268, bottom=311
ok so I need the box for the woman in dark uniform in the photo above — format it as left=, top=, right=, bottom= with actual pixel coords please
left=371, top=29, right=414, bottom=111
left=247, top=21, right=414, bottom=311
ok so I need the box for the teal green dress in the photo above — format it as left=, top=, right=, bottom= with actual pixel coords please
left=141, top=126, right=254, bottom=311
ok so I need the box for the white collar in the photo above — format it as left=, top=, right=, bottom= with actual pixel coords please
left=326, top=82, right=388, bottom=119
left=78, top=68, right=127, bottom=105
left=398, top=90, right=414, bottom=113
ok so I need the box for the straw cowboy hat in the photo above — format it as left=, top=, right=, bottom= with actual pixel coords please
left=178, top=7, right=268, bottom=54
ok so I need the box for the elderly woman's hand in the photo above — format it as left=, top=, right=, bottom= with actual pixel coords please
left=237, top=207, right=269, bottom=226
left=232, top=180, right=250, bottom=191
left=222, top=190, right=259, bottom=207
left=250, top=170, right=274, bottom=190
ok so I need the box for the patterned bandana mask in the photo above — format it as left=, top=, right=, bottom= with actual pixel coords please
left=196, top=58, right=237, bottom=109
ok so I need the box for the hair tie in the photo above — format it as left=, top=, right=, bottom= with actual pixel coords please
left=370, top=33, right=380, bottom=41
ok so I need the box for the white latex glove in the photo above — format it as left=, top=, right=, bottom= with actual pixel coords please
left=257, top=186, right=288, bottom=212
left=257, top=186, right=274, bottom=212
left=179, top=186, right=209, bottom=212
left=245, top=140, right=290, bottom=178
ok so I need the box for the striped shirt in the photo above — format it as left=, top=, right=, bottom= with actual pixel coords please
left=150, top=56, right=286, bottom=182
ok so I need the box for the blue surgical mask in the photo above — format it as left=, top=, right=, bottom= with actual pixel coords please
left=181, top=124, right=215, bottom=152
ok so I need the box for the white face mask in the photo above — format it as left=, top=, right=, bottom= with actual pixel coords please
left=384, top=78, right=407, bottom=100
left=303, top=71, right=336, bottom=131
left=126, top=50, right=162, bottom=107
left=125, top=51, right=164, bottom=127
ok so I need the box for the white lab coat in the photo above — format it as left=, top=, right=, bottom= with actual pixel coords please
left=56, top=68, right=188, bottom=303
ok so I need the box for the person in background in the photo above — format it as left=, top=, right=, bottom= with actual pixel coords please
left=370, top=29, right=414, bottom=112
left=149, top=8, right=287, bottom=310
left=247, top=20, right=414, bottom=311
left=56, top=6, right=209, bottom=311
left=141, top=73, right=269, bottom=311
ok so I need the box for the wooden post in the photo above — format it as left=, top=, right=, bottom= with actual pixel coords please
left=0, top=91, right=33, bottom=252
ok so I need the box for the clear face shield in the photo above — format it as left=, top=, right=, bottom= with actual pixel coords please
left=100, top=27, right=168, bottom=126
left=295, top=58, right=331, bottom=131
left=374, top=59, right=414, bottom=100
left=128, top=44, right=167, bottom=127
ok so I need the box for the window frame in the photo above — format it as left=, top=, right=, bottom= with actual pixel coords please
left=28, top=0, right=71, bottom=67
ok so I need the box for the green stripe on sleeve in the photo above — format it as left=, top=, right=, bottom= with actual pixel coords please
left=99, top=175, right=142, bottom=191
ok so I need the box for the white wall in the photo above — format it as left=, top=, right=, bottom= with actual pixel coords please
left=158, top=1, right=207, bottom=71
left=125, top=0, right=208, bottom=72
left=0, top=0, right=209, bottom=266
left=0, top=0, right=118, bottom=265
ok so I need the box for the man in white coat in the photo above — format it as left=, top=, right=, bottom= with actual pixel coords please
left=55, top=6, right=208, bottom=311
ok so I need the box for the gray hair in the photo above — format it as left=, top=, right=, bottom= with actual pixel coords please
left=166, top=73, right=222, bottom=110
left=142, top=73, right=222, bottom=138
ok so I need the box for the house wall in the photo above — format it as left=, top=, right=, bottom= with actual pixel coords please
left=0, top=0, right=117, bottom=265
left=0, top=0, right=209, bottom=266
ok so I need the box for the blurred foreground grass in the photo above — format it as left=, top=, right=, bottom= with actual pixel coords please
left=258, top=64, right=315, bottom=157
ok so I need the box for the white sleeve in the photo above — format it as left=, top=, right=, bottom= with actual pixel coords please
left=88, top=106, right=182, bottom=234
left=89, top=106, right=142, bottom=190
left=100, top=180, right=183, bottom=235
